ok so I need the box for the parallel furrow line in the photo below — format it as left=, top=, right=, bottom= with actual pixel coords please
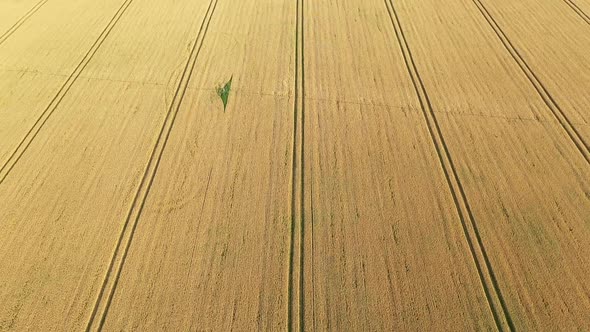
left=299, top=0, right=306, bottom=329
left=84, top=0, right=219, bottom=330
left=472, top=0, right=590, bottom=164
left=0, top=0, right=49, bottom=46
left=383, top=0, right=515, bottom=331
left=288, top=0, right=305, bottom=329
left=563, top=0, right=590, bottom=25
left=0, top=0, right=135, bottom=185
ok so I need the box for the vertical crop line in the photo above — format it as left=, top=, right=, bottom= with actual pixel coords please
left=286, top=0, right=298, bottom=326
left=383, top=0, right=514, bottom=330
left=0, top=0, right=136, bottom=186
left=299, top=0, right=306, bottom=328
left=288, top=0, right=305, bottom=329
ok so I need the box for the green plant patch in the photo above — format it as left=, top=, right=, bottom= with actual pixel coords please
left=216, top=76, right=233, bottom=112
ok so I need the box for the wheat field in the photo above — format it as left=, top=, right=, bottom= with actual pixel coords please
left=1, top=0, right=589, bottom=330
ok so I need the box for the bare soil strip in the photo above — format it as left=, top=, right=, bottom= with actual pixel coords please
left=98, top=0, right=296, bottom=329
left=0, top=0, right=48, bottom=45
left=0, top=0, right=214, bottom=330
left=394, top=0, right=590, bottom=329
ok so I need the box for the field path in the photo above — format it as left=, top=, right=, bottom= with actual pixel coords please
left=96, top=0, right=296, bottom=330
left=394, top=0, right=590, bottom=329
left=0, top=0, right=215, bottom=330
